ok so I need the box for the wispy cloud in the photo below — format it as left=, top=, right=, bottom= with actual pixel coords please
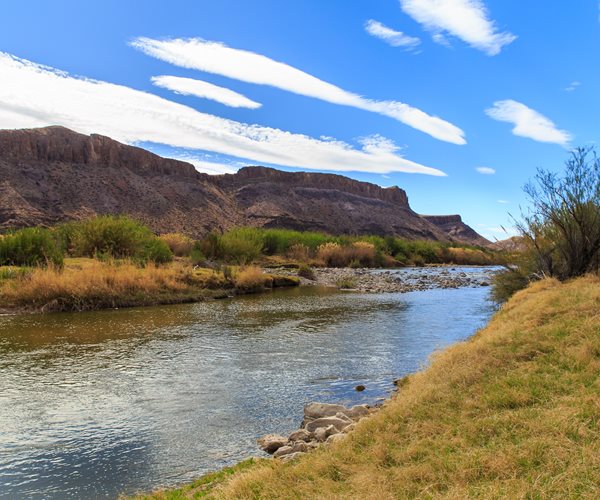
left=364, top=19, right=421, bottom=50
left=170, top=156, right=240, bottom=175
left=485, top=99, right=572, bottom=146
left=151, top=75, right=261, bottom=109
left=475, top=166, right=495, bottom=174
left=130, top=37, right=466, bottom=145
left=564, top=80, right=580, bottom=92
left=0, top=52, right=445, bottom=176
left=399, top=0, right=516, bottom=56
left=497, top=199, right=509, bottom=204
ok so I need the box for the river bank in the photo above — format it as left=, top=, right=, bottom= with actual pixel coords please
left=135, top=275, right=600, bottom=499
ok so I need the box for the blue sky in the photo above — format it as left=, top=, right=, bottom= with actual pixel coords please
left=1, top=0, right=599, bottom=240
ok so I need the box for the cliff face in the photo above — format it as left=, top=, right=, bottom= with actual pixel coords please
left=0, top=127, right=490, bottom=245
left=422, top=215, right=490, bottom=247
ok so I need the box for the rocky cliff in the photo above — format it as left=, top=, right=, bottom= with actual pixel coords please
left=0, top=127, right=490, bottom=245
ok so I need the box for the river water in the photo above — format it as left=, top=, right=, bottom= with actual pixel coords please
left=0, top=268, right=497, bottom=498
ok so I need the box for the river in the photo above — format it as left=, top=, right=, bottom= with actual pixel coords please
left=0, top=268, right=497, bottom=498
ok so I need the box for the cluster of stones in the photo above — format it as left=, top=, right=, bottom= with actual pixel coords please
left=257, top=402, right=371, bottom=462
left=273, top=267, right=496, bottom=294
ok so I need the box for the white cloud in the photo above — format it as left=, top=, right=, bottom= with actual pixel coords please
left=0, top=52, right=445, bottom=176
left=170, top=156, right=240, bottom=175
left=497, top=199, right=509, bottom=204
left=564, top=81, right=580, bottom=92
left=399, top=0, right=516, bottom=56
left=475, top=166, right=495, bottom=174
left=130, top=37, right=466, bottom=145
left=364, top=19, right=421, bottom=50
left=485, top=99, right=572, bottom=146
left=151, top=75, right=261, bottom=109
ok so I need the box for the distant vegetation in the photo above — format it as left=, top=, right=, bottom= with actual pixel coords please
left=493, top=147, right=600, bottom=301
left=196, top=226, right=498, bottom=267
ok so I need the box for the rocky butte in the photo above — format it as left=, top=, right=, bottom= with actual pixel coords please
left=0, top=126, right=490, bottom=246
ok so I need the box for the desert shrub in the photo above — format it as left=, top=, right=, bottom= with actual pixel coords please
left=159, top=233, right=195, bottom=256
left=297, top=264, right=316, bottom=280
left=350, top=241, right=376, bottom=267
left=198, top=232, right=223, bottom=260
left=491, top=267, right=530, bottom=303
left=317, top=242, right=347, bottom=267
left=287, top=243, right=311, bottom=262
left=446, top=247, right=495, bottom=265
left=220, top=228, right=264, bottom=264
left=411, top=254, right=425, bottom=267
left=137, top=238, right=173, bottom=265
left=0, top=228, right=63, bottom=267
left=190, top=242, right=206, bottom=266
left=234, top=266, right=267, bottom=290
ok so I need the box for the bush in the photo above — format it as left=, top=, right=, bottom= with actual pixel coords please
left=286, top=243, right=311, bottom=262
left=190, top=242, right=206, bottom=266
left=220, top=228, right=264, bottom=264
left=317, top=242, right=347, bottom=267
left=66, top=215, right=172, bottom=264
left=159, top=233, right=194, bottom=256
left=234, top=266, right=267, bottom=290
left=0, top=228, right=63, bottom=267
left=491, top=268, right=530, bottom=303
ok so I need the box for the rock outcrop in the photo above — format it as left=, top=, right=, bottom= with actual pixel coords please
left=0, top=126, right=490, bottom=245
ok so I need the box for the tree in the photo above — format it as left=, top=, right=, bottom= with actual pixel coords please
left=518, top=147, right=600, bottom=279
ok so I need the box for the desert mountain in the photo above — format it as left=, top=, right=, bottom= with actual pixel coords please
left=0, top=126, right=490, bottom=246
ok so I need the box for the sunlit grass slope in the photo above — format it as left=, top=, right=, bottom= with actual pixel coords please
left=139, top=275, right=600, bottom=499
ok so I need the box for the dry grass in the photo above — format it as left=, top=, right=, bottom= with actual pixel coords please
left=0, top=258, right=228, bottom=312
left=446, top=247, right=496, bottom=266
left=159, top=233, right=195, bottom=257
left=316, top=242, right=376, bottom=267
left=145, top=275, right=600, bottom=499
left=234, top=266, right=269, bottom=291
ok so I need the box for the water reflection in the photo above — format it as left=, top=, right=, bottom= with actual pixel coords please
left=0, top=279, right=495, bottom=499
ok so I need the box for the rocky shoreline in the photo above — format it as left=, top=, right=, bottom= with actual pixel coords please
left=271, top=265, right=499, bottom=294
left=257, top=402, right=375, bottom=462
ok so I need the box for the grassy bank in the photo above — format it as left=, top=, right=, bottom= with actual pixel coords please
left=0, top=259, right=299, bottom=313
left=138, top=275, right=600, bottom=498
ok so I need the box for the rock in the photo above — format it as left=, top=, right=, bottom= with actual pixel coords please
left=305, top=416, right=351, bottom=433
left=313, top=425, right=338, bottom=442
left=326, top=433, right=346, bottom=445
left=280, top=451, right=306, bottom=462
left=342, top=423, right=356, bottom=433
left=288, top=429, right=312, bottom=442
left=273, top=445, right=294, bottom=458
left=304, top=402, right=348, bottom=421
left=257, top=434, right=288, bottom=454
left=290, top=441, right=310, bottom=453
left=343, top=405, right=370, bottom=421
left=270, top=275, right=301, bottom=288
left=354, top=384, right=366, bottom=392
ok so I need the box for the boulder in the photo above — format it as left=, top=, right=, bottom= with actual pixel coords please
left=273, top=445, right=294, bottom=458
left=314, top=425, right=338, bottom=442
left=304, top=402, right=348, bottom=421
left=280, top=451, right=306, bottom=462
left=326, top=433, right=346, bottom=445
left=290, top=441, right=310, bottom=453
left=257, top=434, right=288, bottom=454
left=343, top=404, right=370, bottom=421
left=288, top=428, right=312, bottom=443
left=305, top=416, right=352, bottom=433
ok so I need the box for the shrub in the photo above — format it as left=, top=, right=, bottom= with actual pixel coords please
left=317, top=242, right=347, bottom=267
left=286, top=243, right=311, bottom=262
left=336, top=276, right=357, bottom=289
left=234, top=266, right=267, bottom=290
left=0, top=228, right=63, bottom=267
left=491, top=267, right=530, bottom=303
left=138, top=238, right=173, bottom=265
left=190, top=242, right=206, bottom=266
left=220, top=228, right=264, bottom=264
left=297, top=264, right=316, bottom=280
left=159, top=233, right=194, bottom=256
left=350, top=241, right=376, bottom=267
